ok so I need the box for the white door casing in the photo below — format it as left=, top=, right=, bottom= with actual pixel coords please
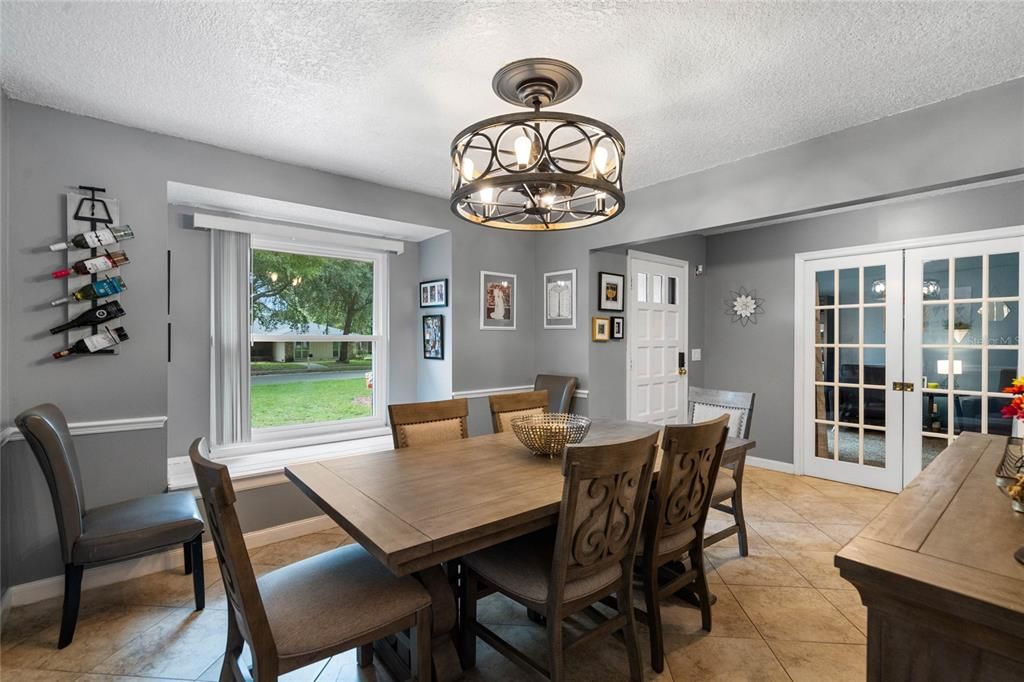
left=627, top=251, right=688, bottom=425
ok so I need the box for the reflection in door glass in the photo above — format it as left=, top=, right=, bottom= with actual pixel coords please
left=838, top=387, right=859, bottom=424
left=815, top=423, right=835, bottom=459
left=839, top=348, right=860, bottom=384
left=838, top=308, right=859, bottom=344
left=838, top=268, right=860, bottom=305
left=923, top=348, right=950, bottom=389
left=922, top=304, right=948, bottom=344
left=816, top=309, right=835, bottom=344
left=989, top=397, right=1014, bottom=436
left=952, top=394, right=983, bottom=435
left=988, top=301, right=1019, bottom=346
left=863, top=348, right=885, bottom=386
left=923, top=394, right=948, bottom=434
left=815, top=386, right=834, bottom=420
left=863, top=389, right=886, bottom=428
left=837, top=426, right=860, bottom=463
left=989, top=349, right=1018, bottom=392
left=864, top=429, right=885, bottom=468
left=923, top=259, right=949, bottom=300
left=952, top=304, right=981, bottom=345
left=863, top=307, right=885, bottom=344
left=921, top=436, right=946, bottom=469
left=652, top=274, right=663, bottom=303
left=952, top=348, right=981, bottom=391
left=637, top=273, right=647, bottom=303
left=864, top=265, right=886, bottom=303
left=816, top=270, right=835, bottom=306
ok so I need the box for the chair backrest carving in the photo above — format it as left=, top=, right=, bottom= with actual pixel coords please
left=488, top=390, right=548, bottom=433
left=687, top=387, right=755, bottom=439
left=15, top=404, right=87, bottom=564
left=646, top=415, right=730, bottom=558
left=387, top=398, right=469, bottom=449
left=189, top=438, right=275, bottom=658
left=549, top=431, right=659, bottom=603
left=534, top=374, right=578, bottom=414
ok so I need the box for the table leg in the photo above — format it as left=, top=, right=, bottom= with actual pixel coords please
left=416, top=565, right=463, bottom=682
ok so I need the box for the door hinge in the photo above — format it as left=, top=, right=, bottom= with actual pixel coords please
left=892, top=381, right=915, bottom=392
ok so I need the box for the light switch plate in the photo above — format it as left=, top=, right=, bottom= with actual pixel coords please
left=692, top=348, right=702, bottom=361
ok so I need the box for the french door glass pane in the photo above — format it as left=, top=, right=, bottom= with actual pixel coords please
left=989, top=301, right=1019, bottom=345
left=652, top=274, right=663, bottom=303
left=952, top=304, right=981, bottom=344
left=921, top=436, right=947, bottom=469
left=954, top=256, right=983, bottom=299
left=989, top=252, right=1019, bottom=298
left=815, top=386, right=834, bottom=420
left=923, top=259, right=949, bottom=300
left=952, top=394, right=983, bottom=434
left=864, top=307, right=885, bottom=343
left=864, top=389, right=886, bottom=427
left=837, top=426, right=860, bottom=463
left=815, top=423, right=835, bottom=459
left=952, top=348, right=982, bottom=391
left=922, top=305, right=947, bottom=344
left=839, top=308, right=859, bottom=344
left=838, top=268, right=859, bottom=305
left=839, top=348, right=859, bottom=383
left=864, top=429, right=885, bottom=467
left=637, top=273, right=647, bottom=302
left=923, top=394, right=948, bottom=434
left=839, top=387, right=859, bottom=423
left=989, top=397, right=1014, bottom=436
left=863, top=348, right=885, bottom=385
left=864, top=265, right=886, bottom=303
left=816, top=309, right=835, bottom=344
left=922, top=348, right=949, bottom=388
left=989, top=349, right=1018, bottom=391
left=816, top=270, right=835, bottom=305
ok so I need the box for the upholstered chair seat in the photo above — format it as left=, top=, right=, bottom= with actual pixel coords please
left=388, top=398, right=469, bottom=449
left=636, top=525, right=697, bottom=557
left=462, top=529, right=621, bottom=606
left=711, top=469, right=737, bottom=504
left=74, top=492, right=203, bottom=565
left=259, top=543, right=430, bottom=658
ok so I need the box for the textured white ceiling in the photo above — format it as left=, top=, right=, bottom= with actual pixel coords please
left=3, top=2, right=1023, bottom=199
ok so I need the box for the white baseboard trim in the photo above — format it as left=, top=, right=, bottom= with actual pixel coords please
left=1, top=416, right=167, bottom=447
left=6, top=515, right=336, bottom=608
left=745, top=455, right=795, bottom=474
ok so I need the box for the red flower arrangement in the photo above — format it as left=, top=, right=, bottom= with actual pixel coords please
left=1002, top=377, right=1024, bottom=421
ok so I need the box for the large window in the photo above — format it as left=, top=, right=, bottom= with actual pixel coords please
left=247, top=239, right=387, bottom=438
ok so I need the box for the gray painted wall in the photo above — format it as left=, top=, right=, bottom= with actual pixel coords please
left=702, top=180, right=1024, bottom=465
left=416, top=232, right=453, bottom=402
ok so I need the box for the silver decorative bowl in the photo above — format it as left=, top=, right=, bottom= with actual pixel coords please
left=511, top=413, right=592, bottom=457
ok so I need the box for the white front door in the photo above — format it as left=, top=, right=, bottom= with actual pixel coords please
left=627, top=252, right=688, bottom=425
left=903, top=237, right=1024, bottom=481
left=801, top=252, right=905, bottom=492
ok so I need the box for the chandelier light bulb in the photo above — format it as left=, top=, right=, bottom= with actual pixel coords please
left=593, top=147, right=609, bottom=175
left=595, top=191, right=607, bottom=213
left=480, top=186, right=495, bottom=204
left=461, top=156, right=476, bottom=182
left=514, top=136, right=534, bottom=168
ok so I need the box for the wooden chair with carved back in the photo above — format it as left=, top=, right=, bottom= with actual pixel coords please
left=460, top=431, right=660, bottom=681
left=189, top=438, right=432, bottom=681
left=488, top=390, right=549, bottom=433
left=639, top=414, right=730, bottom=673
left=687, top=387, right=755, bottom=555
left=388, top=398, right=469, bottom=449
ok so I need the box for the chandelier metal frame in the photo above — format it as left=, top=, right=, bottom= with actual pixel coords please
left=449, top=58, right=625, bottom=231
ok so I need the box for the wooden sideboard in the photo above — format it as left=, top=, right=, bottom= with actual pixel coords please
left=836, top=433, right=1024, bottom=681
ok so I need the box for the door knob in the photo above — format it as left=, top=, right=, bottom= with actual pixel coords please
left=677, top=368, right=687, bottom=376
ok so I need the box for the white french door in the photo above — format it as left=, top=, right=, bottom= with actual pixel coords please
left=800, top=231, right=1023, bottom=492
left=627, top=252, right=688, bottom=425
left=802, top=252, right=905, bottom=492
left=904, top=238, right=1024, bottom=481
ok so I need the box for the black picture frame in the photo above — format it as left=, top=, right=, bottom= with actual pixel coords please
left=611, top=316, right=625, bottom=339
left=422, top=314, right=444, bottom=359
left=597, top=271, right=625, bottom=311
left=419, top=278, right=448, bottom=308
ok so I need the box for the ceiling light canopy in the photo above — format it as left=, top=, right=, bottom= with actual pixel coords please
left=450, top=58, right=625, bottom=231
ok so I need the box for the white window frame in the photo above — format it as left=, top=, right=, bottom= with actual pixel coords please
left=211, top=233, right=389, bottom=458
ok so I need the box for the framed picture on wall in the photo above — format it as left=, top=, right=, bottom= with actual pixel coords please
left=480, top=271, right=517, bottom=330
left=419, top=278, right=448, bottom=308
left=592, top=316, right=611, bottom=341
left=598, top=271, right=625, bottom=311
left=611, top=316, right=624, bottom=339
left=543, top=269, right=576, bottom=329
left=422, top=314, right=444, bottom=359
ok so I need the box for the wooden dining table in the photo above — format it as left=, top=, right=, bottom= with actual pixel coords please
left=286, top=418, right=755, bottom=681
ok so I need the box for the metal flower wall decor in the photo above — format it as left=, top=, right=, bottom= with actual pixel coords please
left=726, top=287, right=765, bottom=326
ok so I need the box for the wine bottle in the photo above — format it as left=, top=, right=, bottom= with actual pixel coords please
left=49, top=301, right=126, bottom=335
left=50, top=276, right=127, bottom=306
left=49, top=225, right=134, bottom=251
left=51, top=251, right=129, bottom=279
left=52, top=326, right=129, bottom=358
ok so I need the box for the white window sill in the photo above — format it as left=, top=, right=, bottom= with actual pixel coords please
left=167, top=428, right=394, bottom=492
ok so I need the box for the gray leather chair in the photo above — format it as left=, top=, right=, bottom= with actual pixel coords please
left=533, top=374, right=578, bottom=414
left=15, top=404, right=205, bottom=648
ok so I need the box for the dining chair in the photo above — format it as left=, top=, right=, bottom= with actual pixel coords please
left=640, top=414, right=730, bottom=673
left=14, top=403, right=205, bottom=648
left=460, top=431, right=659, bottom=681
left=533, top=375, right=578, bottom=414
left=687, top=387, right=756, bottom=555
left=189, top=438, right=432, bottom=681
left=488, top=390, right=549, bottom=433
left=388, top=398, right=469, bottom=449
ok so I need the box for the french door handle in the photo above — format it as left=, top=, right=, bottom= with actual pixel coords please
left=892, top=381, right=915, bottom=392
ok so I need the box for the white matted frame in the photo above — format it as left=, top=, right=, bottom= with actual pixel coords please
left=543, top=269, right=577, bottom=329
left=480, top=270, right=517, bottom=330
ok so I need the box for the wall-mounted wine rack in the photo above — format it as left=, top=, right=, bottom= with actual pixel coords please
left=63, top=185, right=124, bottom=355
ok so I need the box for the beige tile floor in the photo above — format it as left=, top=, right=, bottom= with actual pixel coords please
left=1, top=468, right=893, bottom=681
